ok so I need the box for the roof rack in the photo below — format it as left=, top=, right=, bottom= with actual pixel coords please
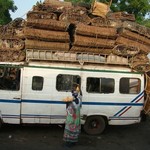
left=26, top=49, right=129, bottom=66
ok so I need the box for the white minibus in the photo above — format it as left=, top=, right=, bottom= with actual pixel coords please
left=0, top=62, right=146, bottom=134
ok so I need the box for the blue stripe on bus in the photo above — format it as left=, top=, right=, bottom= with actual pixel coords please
left=0, top=99, right=20, bottom=103
left=2, top=114, right=20, bottom=119
left=21, top=100, right=65, bottom=104
left=82, top=102, right=143, bottom=106
left=113, top=91, right=144, bottom=117
left=0, top=99, right=143, bottom=106
left=130, top=91, right=144, bottom=103
left=22, top=100, right=143, bottom=106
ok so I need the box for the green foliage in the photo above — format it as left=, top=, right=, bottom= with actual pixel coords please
left=0, top=0, right=17, bottom=25
left=65, top=0, right=93, bottom=4
left=65, top=0, right=150, bottom=26
left=111, top=0, right=150, bottom=22
left=141, top=19, right=150, bottom=28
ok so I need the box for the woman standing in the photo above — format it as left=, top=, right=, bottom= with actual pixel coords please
left=63, top=83, right=82, bottom=147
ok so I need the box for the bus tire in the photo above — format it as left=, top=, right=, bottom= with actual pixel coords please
left=83, top=116, right=106, bottom=135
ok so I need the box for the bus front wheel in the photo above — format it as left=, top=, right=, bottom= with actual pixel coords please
left=83, top=116, right=106, bottom=135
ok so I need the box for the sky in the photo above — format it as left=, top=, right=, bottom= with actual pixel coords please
left=11, top=0, right=45, bottom=20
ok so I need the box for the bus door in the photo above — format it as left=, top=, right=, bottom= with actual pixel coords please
left=21, top=67, right=51, bottom=124
left=0, top=66, right=22, bottom=124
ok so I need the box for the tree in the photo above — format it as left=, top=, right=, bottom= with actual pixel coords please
left=142, top=19, right=150, bottom=28
left=65, top=0, right=150, bottom=27
left=111, top=0, right=150, bottom=23
left=0, top=0, right=17, bottom=25
left=65, top=0, right=93, bottom=4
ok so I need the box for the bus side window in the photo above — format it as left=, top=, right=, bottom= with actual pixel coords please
left=56, top=74, right=81, bottom=91
left=87, top=78, right=100, bottom=93
left=86, top=77, right=114, bottom=93
left=32, top=76, right=44, bottom=91
left=0, top=67, right=20, bottom=91
left=120, top=78, right=141, bottom=94
left=101, top=78, right=115, bottom=93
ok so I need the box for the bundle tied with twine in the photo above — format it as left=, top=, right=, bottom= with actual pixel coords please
left=116, top=36, right=150, bottom=54
left=75, top=23, right=117, bottom=38
left=129, top=54, right=149, bottom=71
left=26, top=19, right=70, bottom=31
left=0, top=50, right=25, bottom=62
left=73, top=35, right=115, bottom=48
left=59, top=6, right=91, bottom=25
left=25, top=39, right=70, bottom=51
left=24, top=27, right=70, bottom=42
left=27, top=11, right=58, bottom=20
left=112, top=44, right=140, bottom=57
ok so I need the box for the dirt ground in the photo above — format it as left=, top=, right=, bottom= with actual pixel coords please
left=0, top=116, right=150, bottom=150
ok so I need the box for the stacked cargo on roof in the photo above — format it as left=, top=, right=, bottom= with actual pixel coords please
left=0, top=0, right=150, bottom=72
